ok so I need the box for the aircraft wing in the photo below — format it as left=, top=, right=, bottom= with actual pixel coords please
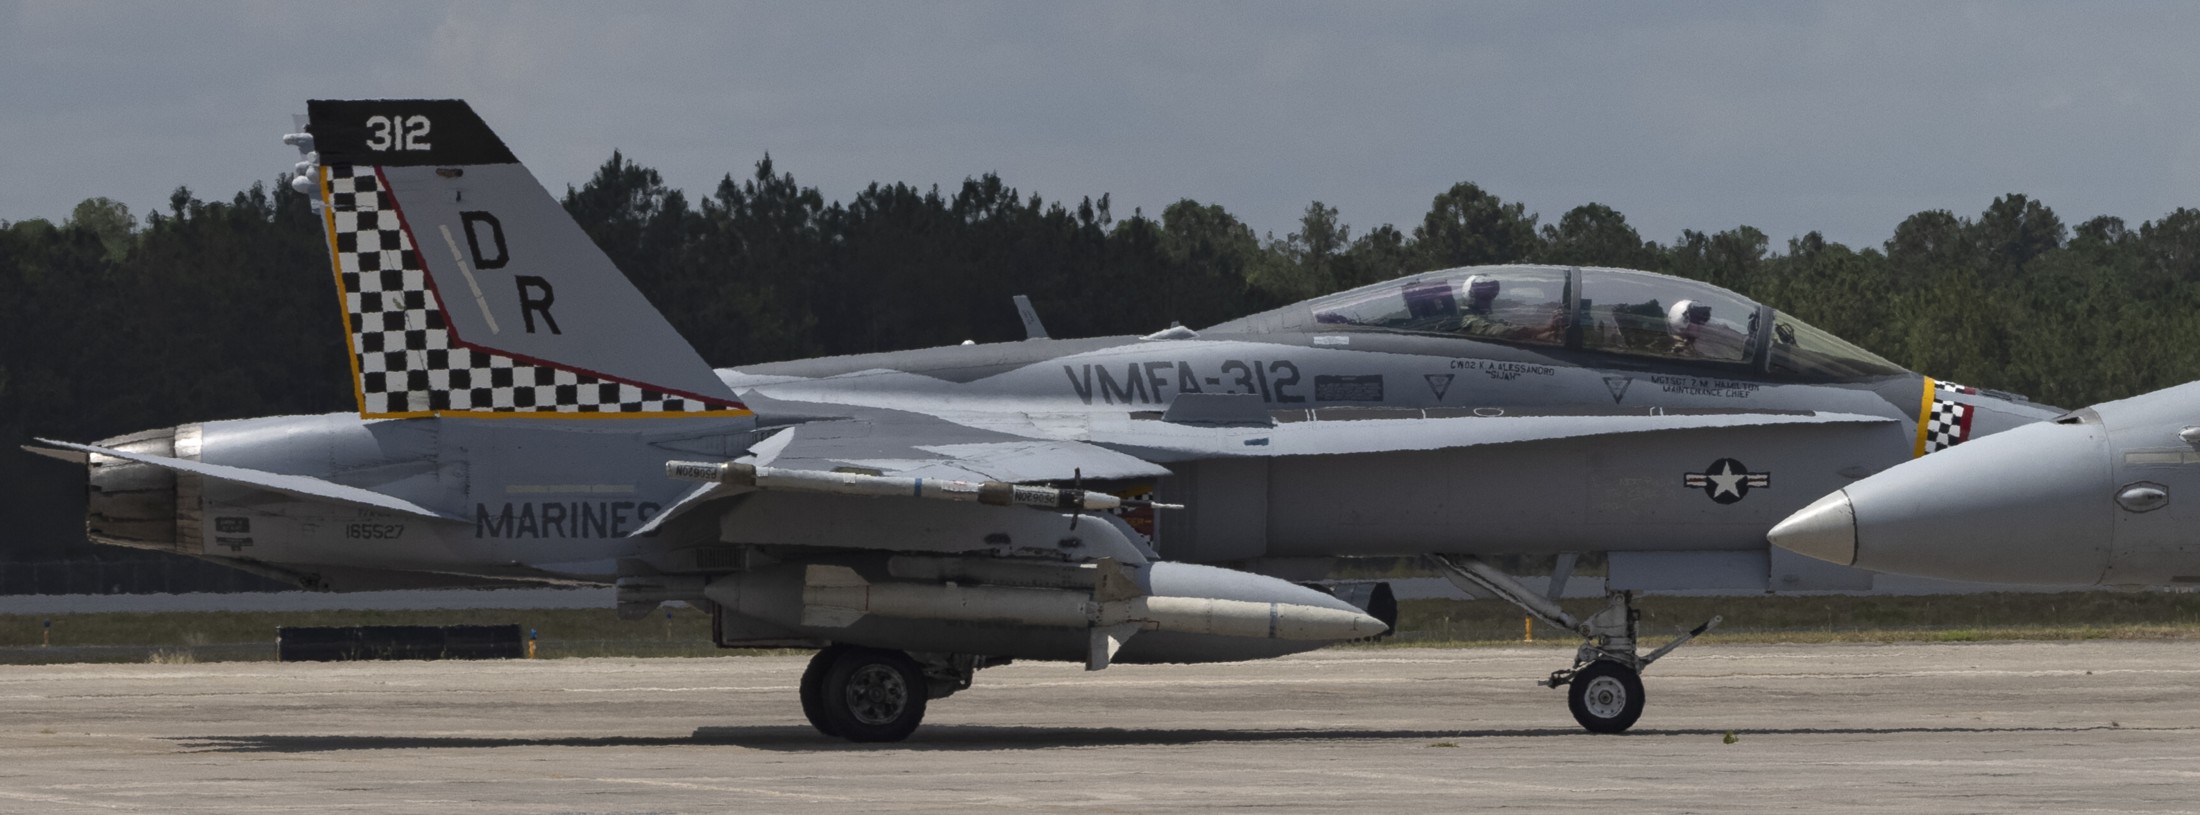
left=742, top=400, right=1896, bottom=475
left=738, top=395, right=1173, bottom=483
left=634, top=404, right=1173, bottom=539
left=757, top=422, right=1172, bottom=483
left=1062, top=406, right=1903, bottom=461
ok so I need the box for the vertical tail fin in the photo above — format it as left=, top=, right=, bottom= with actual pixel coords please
left=292, top=99, right=747, bottom=419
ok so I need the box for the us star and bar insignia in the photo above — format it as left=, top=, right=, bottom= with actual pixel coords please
left=1684, top=458, right=1770, bottom=504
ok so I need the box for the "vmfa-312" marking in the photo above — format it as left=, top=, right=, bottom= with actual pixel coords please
left=1064, top=359, right=1305, bottom=405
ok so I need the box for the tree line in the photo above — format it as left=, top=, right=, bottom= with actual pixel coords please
left=4, top=154, right=2200, bottom=562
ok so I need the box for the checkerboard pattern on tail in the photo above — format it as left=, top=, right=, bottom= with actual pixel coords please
left=1921, top=397, right=1974, bottom=453
left=323, top=164, right=719, bottom=416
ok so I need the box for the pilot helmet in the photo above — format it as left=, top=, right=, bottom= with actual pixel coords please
left=1462, top=275, right=1500, bottom=308
left=1666, top=300, right=1711, bottom=339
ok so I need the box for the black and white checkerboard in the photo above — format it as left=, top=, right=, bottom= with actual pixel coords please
left=1921, top=396, right=1973, bottom=453
left=323, top=165, right=728, bottom=416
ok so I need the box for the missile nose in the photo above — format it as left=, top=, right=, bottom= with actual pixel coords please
left=1280, top=603, right=1388, bottom=642
left=1342, top=608, right=1390, bottom=640
left=1768, top=490, right=1857, bottom=567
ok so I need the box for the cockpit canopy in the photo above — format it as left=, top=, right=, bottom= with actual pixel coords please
left=1209, top=265, right=1905, bottom=382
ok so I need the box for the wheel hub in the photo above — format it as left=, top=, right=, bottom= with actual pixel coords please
left=844, top=664, right=910, bottom=725
left=1581, top=675, right=1628, bottom=720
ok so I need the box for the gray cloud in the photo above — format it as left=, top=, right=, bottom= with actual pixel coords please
left=5, top=1, right=2197, bottom=252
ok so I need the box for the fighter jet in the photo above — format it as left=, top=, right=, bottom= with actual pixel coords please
left=1771, top=379, right=2200, bottom=586
left=23, top=100, right=2060, bottom=740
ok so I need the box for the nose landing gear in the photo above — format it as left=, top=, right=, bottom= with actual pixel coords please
left=1564, top=658, right=1646, bottom=733
left=1429, top=554, right=1721, bottom=734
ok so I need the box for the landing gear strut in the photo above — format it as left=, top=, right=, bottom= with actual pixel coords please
left=1429, top=554, right=1720, bottom=734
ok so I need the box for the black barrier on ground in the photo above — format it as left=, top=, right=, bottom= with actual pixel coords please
left=276, top=624, right=525, bottom=662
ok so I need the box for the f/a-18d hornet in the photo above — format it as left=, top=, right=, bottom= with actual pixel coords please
left=1772, top=378, right=2200, bottom=588
left=25, top=100, right=2060, bottom=740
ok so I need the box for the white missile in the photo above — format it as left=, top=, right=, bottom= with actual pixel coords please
left=793, top=564, right=1385, bottom=643
left=665, top=459, right=1180, bottom=512
left=703, top=558, right=1389, bottom=670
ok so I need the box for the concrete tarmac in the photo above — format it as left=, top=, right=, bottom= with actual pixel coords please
left=0, top=641, right=2195, bottom=813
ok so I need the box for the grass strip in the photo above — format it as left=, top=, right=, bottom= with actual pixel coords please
left=0, top=590, right=2196, bottom=663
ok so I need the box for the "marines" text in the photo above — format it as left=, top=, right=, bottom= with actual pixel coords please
left=474, top=501, right=663, bottom=539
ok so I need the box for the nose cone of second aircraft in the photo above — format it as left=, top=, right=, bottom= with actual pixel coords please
left=1765, top=490, right=1859, bottom=567
left=1769, top=419, right=2115, bottom=585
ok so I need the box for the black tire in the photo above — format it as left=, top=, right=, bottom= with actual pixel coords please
left=800, top=644, right=849, bottom=737
left=821, top=647, right=928, bottom=743
left=1567, top=660, right=1645, bottom=734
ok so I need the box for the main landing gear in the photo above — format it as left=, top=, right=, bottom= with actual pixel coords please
left=1429, top=554, right=1720, bottom=734
left=799, top=645, right=991, bottom=742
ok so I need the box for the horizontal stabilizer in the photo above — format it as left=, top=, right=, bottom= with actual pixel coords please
left=19, top=445, right=88, bottom=464
left=35, top=438, right=461, bottom=522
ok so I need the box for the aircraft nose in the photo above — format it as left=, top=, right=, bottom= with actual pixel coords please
left=1772, top=420, right=2115, bottom=584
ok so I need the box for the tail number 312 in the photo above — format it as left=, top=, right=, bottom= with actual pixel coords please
left=364, top=115, right=432, bottom=151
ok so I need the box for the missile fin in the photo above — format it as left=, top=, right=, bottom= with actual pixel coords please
left=1091, top=558, right=1144, bottom=602
left=800, top=564, right=871, bottom=627
left=800, top=606, right=865, bottom=628
left=805, top=564, right=870, bottom=588
left=1086, top=622, right=1141, bottom=671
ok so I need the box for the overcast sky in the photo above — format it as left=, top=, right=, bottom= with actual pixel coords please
left=5, top=2, right=2196, bottom=251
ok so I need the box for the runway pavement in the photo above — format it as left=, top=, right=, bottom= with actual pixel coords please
left=0, top=641, right=2195, bottom=813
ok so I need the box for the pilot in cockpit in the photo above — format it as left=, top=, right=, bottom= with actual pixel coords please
left=1666, top=299, right=1710, bottom=354
left=1457, top=275, right=1566, bottom=342
left=1664, top=299, right=1749, bottom=359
